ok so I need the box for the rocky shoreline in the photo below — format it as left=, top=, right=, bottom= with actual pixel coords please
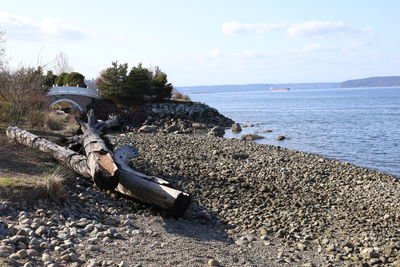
left=138, top=102, right=234, bottom=136
left=107, top=131, right=400, bottom=266
left=1, top=101, right=400, bottom=266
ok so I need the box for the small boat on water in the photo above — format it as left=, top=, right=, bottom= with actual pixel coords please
left=269, top=87, right=290, bottom=91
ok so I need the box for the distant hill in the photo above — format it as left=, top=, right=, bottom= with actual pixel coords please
left=340, top=76, right=400, bottom=88
left=178, top=82, right=339, bottom=94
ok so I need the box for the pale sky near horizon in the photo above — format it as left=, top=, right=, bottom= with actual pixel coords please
left=1, top=0, right=399, bottom=86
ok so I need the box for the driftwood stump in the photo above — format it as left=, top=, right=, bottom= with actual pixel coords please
left=75, top=110, right=119, bottom=190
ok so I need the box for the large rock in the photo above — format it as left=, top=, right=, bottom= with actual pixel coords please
left=0, top=223, right=9, bottom=237
left=143, top=102, right=234, bottom=128
left=35, top=226, right=48, bottom=236
left=208, top=126, right=225, bottom=137
left=240, top=134, right=264, bottom=141
left=360, top=247, right=379, bottom=259
left=138, top=125, right=157, bottom=133
left=166, top=124, right=179, bottom=133
left=231, top=123, right=242, bottom=133
left=192, top=123, right=207, bottom=130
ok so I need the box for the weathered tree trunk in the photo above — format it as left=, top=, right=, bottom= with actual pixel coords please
left=114, top=145, right=190, bottom=217
left=75, top=110, right=119, bottom=190
left=6, top=126, right=91, bottom=178
left=7, top=124, right=190, bottom=217
left=114, top=145, right=171, bottom=186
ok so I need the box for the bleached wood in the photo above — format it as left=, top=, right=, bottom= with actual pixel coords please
left=76, top=110, right=119, bottom=190
left=7, top=117, right=190, bottom=217
left=6, top=126, right=90, bottom=178
left=114, top=145, right=170, bottom=185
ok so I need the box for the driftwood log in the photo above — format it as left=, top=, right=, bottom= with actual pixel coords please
left=114, top=145, right=190, bottom=217
left=6, top=114, right=190, bottom=217
left=74, top=110, right=119, bottom=190
left=6, top=126, right=91, bottom=178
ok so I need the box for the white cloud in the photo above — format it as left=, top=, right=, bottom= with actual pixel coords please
left=211, top=49, right=221, bottom=57
left=287, top=20, right=373, bottom=38
left=222, top=20, right=374, bottom=39
left=0, top=13, right=32, bottom=26
left=0, top=12, right=87, bottom=41
left=222, top=21, right=286, bottom=36
left=208, top=44, right=344, bottom=64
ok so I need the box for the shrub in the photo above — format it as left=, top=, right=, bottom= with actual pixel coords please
left=64, top=72, right=86, bottom=87
left=0, top=67, right=48, bottom=126
left=55, top=72, right=68, bottom=86
left=42, top=70, right=58, bottom=91
left=28, top=110, right=48, bottom=128
left=0, top=101, right=10, bottom=122
left=97, top=62, right=173, bottom=105
left=46, top=113, right=65, bottom=131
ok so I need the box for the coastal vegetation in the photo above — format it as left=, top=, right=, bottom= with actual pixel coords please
left=54, top=71, right=86, bottom=88
left=96, top=61, right=173, bottom=106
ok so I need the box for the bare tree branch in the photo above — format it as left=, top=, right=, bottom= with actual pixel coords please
left=54, top=52, right=73, bottom=74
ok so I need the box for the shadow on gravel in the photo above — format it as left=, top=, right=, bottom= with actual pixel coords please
left=163, top=217, right=232, bottom=243
left=146, top=174, right=234, bottom=243
left=114, top=185, right=232, bottom=243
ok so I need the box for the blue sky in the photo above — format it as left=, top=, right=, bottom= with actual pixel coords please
left=1, top=0, right=399, bottom=86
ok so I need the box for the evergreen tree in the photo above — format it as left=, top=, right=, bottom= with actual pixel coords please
left=65, top=72, right=86, bottom=87
left=96, top=61, right=128, bottom=102
left=55, top=72, right=68, bottom=86
left=96, top=62, right=173, bottom=105
left=43, top=71, right=58, bottom=89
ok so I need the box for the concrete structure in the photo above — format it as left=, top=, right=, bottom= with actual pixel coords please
left=47, top=86, right=101, bottom=111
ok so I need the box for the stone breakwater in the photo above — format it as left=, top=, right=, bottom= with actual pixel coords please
left=108, top=132, right=400, bottom=266
left=140, top=102, right=234, bottom=133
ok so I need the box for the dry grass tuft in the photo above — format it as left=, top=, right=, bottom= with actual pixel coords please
left=40, top=166, right=74, bottom=202
left=62, top=114, right=80, bottom=134
left=46, top=112, right=65, bottom=131
left=45, top=112, right=80, bottom=133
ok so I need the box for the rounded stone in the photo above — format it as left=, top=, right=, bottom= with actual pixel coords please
left=207, top=259, right=220, bottom=266
left=16, top=249, right=28, bottom=258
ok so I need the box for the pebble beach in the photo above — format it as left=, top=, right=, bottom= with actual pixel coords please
left=1, top=101, right=399, bottom=266
left=107, top=130, right=400, bottom=266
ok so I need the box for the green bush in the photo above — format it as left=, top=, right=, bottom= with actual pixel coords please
left=55, top=72, right=68, bottom=86
left=42, top=71, right=58, bottom=91
left=65, top=72, right=86, bottom=87
left=97, top=62, right=173, bottom=105
left=54, top=72, right=86, bottom=87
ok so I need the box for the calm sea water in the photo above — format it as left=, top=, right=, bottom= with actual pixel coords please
left=188, top=87, right=400, bottom=177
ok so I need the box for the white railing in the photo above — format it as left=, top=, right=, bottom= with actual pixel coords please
left=47, top=86, right=101, bottom=99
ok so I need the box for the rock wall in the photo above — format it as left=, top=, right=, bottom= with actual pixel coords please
left=141, top=102, right=234, bottom=133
